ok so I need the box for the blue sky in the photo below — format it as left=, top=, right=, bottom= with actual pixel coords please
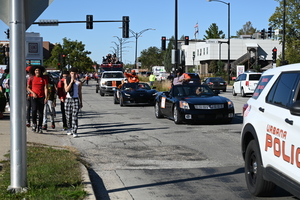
left=0, top=0, right=280, bottom=65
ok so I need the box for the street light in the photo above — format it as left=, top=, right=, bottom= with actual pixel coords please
left=113, top=36, right=132, bottom=62
left=207, top=0, right=230, bottom=84
left=111, top=41, right=120, bottom=57
left=129, top=28, right=155, bottom=68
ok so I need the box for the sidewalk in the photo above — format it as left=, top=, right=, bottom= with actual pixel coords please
left=0, top=111, right=96, bottom=200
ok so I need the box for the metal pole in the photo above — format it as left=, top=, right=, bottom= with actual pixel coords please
left=135, top=35, right=138, bottom=68
left=227, top=3, right=230, bottom=84
left=282, top=0, right=286, bottom=64
left=175, top=0, right=178, bottom=71
left=8, top=0, right=28, bottom=192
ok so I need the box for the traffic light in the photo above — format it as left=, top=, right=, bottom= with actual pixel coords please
left=261, top=29, right=265, bottom=39
left=185, top=36, right=189, bottom=45
left=122, top=16, right=129, bottom=38
left=161, top=36, right=166, bottom=51
left=272, top=47, right=277, bottom=62
left=86, top=15, right=93, bottom=29
left=267, top=27, right=272, bottom=38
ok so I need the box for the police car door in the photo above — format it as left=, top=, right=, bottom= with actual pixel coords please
left=262, top=72, right=300, bottom=182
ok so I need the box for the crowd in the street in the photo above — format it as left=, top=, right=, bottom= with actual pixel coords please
left=0, top=66, right=85, bottom=138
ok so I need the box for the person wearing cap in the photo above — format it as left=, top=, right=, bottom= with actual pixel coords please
left=42, top=72, right=57, bottom=130
left=172, top=68, right=191, bottom=86
left=27, top=66, right=48, bottom=133
left=124, top=69, right=139, bottom=83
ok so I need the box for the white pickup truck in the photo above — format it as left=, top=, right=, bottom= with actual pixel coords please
left=96, top=71, right=125, bottom=96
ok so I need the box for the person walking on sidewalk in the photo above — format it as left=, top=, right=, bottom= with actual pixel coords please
left=26, top=66, right=32, bottom=127
left=57, top=71, right=69, bottom=131
left=42, top=72, right=57, bottom=130
left=27, top=66, right=48, bottom=133
left=64, top=67, right=83, bottom=138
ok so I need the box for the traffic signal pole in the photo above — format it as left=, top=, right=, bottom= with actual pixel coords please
left=8, top=0, right=28, bottom=193
left=174, top=0, right=178, bottom=71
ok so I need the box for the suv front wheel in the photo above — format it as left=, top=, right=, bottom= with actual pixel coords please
left=245, top=140, right=276, bottom=196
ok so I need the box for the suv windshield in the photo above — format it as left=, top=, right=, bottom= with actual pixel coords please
left=103, top=73, right=124, bottom=78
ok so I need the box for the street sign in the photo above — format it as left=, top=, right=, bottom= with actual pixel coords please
left=0, top=0, right=54, bottom=30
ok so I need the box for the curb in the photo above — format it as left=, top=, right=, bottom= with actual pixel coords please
left=80, top=163, right=96, bottom=200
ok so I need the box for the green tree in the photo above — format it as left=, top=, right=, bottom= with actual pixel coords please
left=139, top=46, right=165, bottom=70
left=203, top=23, right=225, bottom=39
left=269, top=0, right=300, bottom=64
left=44, top=38, right=94, bottom=72
left=236, top=21, right=257, bottom=37
left=164, top=36, right=175, bottom=73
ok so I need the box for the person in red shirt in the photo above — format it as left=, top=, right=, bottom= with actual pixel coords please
left=27, top=66, right=48, bottom=133
left=124, top=69, right=139, bottom=83
left=57, top=71, right=69, bottom=130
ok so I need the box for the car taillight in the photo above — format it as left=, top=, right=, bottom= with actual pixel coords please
left=242, top=104, right=248, bottom=115
left=245, top=81, right=249, bottom=86
left=209, top=82, right=213, bottom=85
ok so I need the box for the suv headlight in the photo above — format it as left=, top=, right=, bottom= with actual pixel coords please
left=179, top=101, right=190, bottom=109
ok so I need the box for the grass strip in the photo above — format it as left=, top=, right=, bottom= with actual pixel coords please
left=0, top=143, right=87, bottom=200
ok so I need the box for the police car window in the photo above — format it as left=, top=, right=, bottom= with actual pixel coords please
left=252, top=75, right=273, bottom=99
left=266, top=72, right=299, bottom=108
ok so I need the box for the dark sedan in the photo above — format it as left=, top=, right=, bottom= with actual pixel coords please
left=114, top=83, right=158, bottom=106
left=202, top=77, right=227, bottom=92
left=154, top=84, right=234, bottom=124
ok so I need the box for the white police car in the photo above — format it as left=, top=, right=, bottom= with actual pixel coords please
left=241, top=64, right=300, bottom=198
left=233, top=71, right=262, bottom=97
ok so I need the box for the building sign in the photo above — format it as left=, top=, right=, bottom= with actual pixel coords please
left=28, top=43, right=38, bottom=53
left=26, top=60, right=41, bottom=65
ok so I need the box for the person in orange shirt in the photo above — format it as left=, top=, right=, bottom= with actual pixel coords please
left=124, top=69, right=139, bottom=83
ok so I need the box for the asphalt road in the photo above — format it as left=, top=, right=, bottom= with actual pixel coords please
left=71, top=81, right=295, bottom=200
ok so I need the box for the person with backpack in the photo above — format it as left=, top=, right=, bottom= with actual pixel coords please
left=42, top=72, right=57, bottom=130
left=27, top=66, right=48, bottom=133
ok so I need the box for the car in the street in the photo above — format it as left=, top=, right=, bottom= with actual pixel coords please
left=155, top=72, right=169, bottom=81
left=241, top=64, right=300, bottom=198
left=202, top=77, right=227, bottom=92
left=96, top=71, right=125, bottom=96
left=114, top=82, right=158, bottom=106
left=232, top=71, right=262, bottom=97
left=154, top=84, right=234, bottom=124
left=187, top=73, right=201, bottom=85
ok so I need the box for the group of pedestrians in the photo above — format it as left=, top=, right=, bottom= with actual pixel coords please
left=26, top=66, right=83, bottom=138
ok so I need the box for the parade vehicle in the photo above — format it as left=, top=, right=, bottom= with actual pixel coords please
left=241, top=64, right=300, bottom=198
left=232, top=71, right=262, bottom=97
left=154, top=84, right=234, bottom=124
left=100, top=62, right=123, bottom=72
left=114, top=82, right=158, bottom=106
left=96, top=71, right=125, bottom=96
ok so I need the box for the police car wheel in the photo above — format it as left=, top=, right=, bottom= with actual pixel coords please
left=245, top=140, right=276, bottom=196
left=155, top=101, right=163, bottom=118
left=232, top=87, right=237, bottom=96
